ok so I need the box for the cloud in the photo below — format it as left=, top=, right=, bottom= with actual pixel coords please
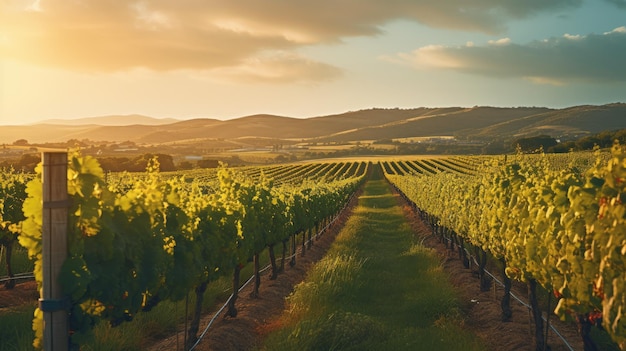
left=604, top=0, right=626, bottom=8
left=0, top=0, right=585, bottom=77
left=488, top=38, right=512, bottom=46
left=209, top=52, right=342, bottom=83
left=392, top=26, right=626, bottom=84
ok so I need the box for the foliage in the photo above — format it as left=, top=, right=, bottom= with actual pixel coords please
left=550, top=128, right=626, bottom=153
left=16, top=152, right=365, bottom=349
left=513, top=135, right=557, bottom=153
left=263, top=177, right=485, bottom=351
left=97, top=153, right=176, bottom=172
left=386, top=146, right=626, bottom=348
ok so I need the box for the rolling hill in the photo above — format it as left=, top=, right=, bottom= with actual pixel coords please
left=1, top=104, right=624, bottom=145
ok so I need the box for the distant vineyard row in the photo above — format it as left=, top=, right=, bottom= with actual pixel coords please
left=4, top=150, right=620, bottom=350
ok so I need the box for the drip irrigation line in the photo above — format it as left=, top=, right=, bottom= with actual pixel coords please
left=440, top=234, right=575, bottom=351
left=2, top=189, right=358, bottom=351
left=189, top=192, right=356, bottom=351
left=0, top=272, right=35, bottom=284
left=392, top=181, right=575, bottom=350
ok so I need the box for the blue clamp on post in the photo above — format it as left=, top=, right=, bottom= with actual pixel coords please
left=38, top=298, right=70, bottom=312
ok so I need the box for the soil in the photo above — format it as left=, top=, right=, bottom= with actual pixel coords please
left=0, top=187, right=585, bottom=351
left=145, top=190, right=362, bottom=351
left=0, top=279, right=38, bottom=308
left=398, top=198, right=584, bottom=351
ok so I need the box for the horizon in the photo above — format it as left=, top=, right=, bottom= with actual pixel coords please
left=5, top=102, right=626, bottom=127
left=1, top=1, right=625, bottom=125
left=0, top=101, right=588, bottom=127
left=1, top=102, right=625, bottom=145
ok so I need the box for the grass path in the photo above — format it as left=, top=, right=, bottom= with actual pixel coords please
left=260, top=168, right=487, bottom=351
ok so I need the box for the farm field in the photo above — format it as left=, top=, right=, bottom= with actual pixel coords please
left=260, top=168, right=487, bottom=351
left=4, top=2, right=626, bottom=349
left=1, top=150, right=624, bottom=350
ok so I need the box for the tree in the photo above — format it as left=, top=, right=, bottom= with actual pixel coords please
left=177, top=161, right=194, bottom=170
left=513, top=135, right=557, bottom=153
left=197, top=159, right=219, bottom=169
left=15, top=154, right=40, bottom=172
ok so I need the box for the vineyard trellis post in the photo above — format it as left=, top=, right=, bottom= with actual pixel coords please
left=41, top=152, right=69, bottom=351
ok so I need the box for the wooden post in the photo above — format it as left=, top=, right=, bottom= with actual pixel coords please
left=41, top=152, right=69, bottom=351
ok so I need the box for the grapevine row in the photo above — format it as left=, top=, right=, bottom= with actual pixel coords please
left=386, top=148, right=626, bottom=350
left=0, top=169, right=29, bottom=288
left=16, top=153, right=366, bottom=350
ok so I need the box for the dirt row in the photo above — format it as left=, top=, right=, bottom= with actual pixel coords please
left=398, top=197, right=585, bottom=351
left=2, top=184, right=585, bottom=351
left=150, top=184, right=586, bottom=351
left=147, top=190, right=361, bottom=351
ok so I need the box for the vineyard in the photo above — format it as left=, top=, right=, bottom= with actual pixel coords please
left=385, top=148, right=624, bottom=351
left=1, top=153, right=367, bottom=350
left=2, top=148, right=626, bottom=350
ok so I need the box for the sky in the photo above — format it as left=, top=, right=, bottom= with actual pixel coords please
left=1, top=0, right=625, bottom=125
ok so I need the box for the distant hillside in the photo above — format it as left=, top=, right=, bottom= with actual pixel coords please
left=1, top=104, right=624, bottom=144
left=469, top=104, right=626, bottom=139
left=311, top=107, right=554, bottom=142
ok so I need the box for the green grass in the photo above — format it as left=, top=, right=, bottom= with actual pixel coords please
left=0, top=305, right=36, bottom=351
left=0, top=246, right=34, bottom=277
left=0, top=278, right=233, bottom=351
left=0, top=242, right=282, bottom=351
left=80, top=244, right=278, bottom=351
left=260, top=174, right=486, bottom=351
left=1, top=167, right=484, bottom=351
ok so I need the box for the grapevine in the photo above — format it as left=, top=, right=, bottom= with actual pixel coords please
left=17, top=152, right=365, bottom=349
left=386, top=148, right=626, bottom=350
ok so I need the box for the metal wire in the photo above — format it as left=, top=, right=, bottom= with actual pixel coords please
left=441, top=235, right=575, bottom=351
left=189, top=192, right=356, bottom=350
left=0, top=271, right=35, bottom=284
